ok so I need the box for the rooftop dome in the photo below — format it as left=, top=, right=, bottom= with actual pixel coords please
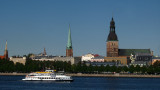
left=107, top=32, right=118, bottom=41
left=107, top=17, right=118, bottom=41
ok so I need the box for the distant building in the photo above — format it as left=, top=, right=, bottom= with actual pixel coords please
left=0, top=41, right=8, bottom=60
left=35, top=48, right=47, bottom=56
left=81, top=54, right=99, bottom=62
left=31, top=55, right=81, bottom=65
left=66, top=24, right=73, bottom=57
left=130, top=53, right=152, bottom=66
left=104, top=56, right=128, bottom=65
left=38, top=48, right=47, bottom=56
left=152, top=56, right=160, bottom=65
left=10, top=56, right=26, bottom=65
left=104, top=17, right=152, bottom=66
left=85, top=62, right=123, bottom=67
left=30, top=34, right=79, bottom=65
left=90, top=56, right=104, bottom=62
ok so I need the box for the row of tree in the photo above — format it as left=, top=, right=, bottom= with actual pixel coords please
left=72, top=62, right=160, bottom=74
left=0, top=58, right=72, bottom=73
left=0, top=58, right=160, bottom=74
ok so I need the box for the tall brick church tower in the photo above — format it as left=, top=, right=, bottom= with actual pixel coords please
left=66, top=24, right=73, bottom=57
left=107, top=17, right=118, bottom=57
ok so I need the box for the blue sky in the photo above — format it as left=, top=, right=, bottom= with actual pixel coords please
left=0, top=0, right=160, bottom=56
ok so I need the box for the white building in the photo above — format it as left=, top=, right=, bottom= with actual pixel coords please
left=10, top=57, right=26, bottom=65
left=31, top=56, right=81, bottom=65
left=81, top=54, right=99, bottom=62
left=90, top=56, right=104, bottom=62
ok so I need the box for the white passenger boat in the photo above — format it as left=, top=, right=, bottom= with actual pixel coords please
left=22, top=70, right=73, bottom=81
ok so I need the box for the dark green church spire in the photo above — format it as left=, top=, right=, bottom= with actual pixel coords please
left=67, top=24, right=72, bottom=49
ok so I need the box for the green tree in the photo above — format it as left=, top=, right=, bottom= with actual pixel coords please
left=110, top=65, right=117, bottom=73
left=140, top=66, right=147, bottom=74
left=88, top=64, right=93, bottom=73
left=116, top=67, right=122, bottom=73
left=135, top=65, right=141, bottom=73
left=99, top=65, right=105, bottom=73
left=122, top=66, right=128, bottom=73
left=129, top=65, right=135, bottom=73
left=153, top=61, right=160, bottom=67
left=105, top=65, right=110, bottom=72
left=15, top=62, right=25, bottom=72
left=147, top=65, right=154, bottom=74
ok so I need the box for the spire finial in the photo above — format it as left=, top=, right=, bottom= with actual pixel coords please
left=5, top=40, right=7, bottom=51
left=44, top=47, right=46, bottom=55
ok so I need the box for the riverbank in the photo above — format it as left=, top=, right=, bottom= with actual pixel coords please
left=1, top=73, right=160, bottom=78
left=0, top=73, right=28, bottom=75
left=66, top=73, right=160, bottom=78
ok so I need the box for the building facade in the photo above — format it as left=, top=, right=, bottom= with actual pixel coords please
left=85, top=62, right=117, bottom=67
left=31, top=56, right=81, bottom=65
left=90, top=56, right=104, bottom=62
left=82, top=54, right=95, bottom=62
left=81, top=54, right=100, bottom=62
left=104, top=56, right=128, bottom=65
left=10, top=57, right=26, bottom=65
left=129, top=52, right=152, bottom=66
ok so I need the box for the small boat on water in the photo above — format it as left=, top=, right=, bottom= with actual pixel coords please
left=22, top=70, right=73, bottom=81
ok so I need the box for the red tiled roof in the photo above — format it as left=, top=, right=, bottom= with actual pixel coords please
left=94, top=54, right=99, bottom=57
left=0, top=56, right=5, bottom=59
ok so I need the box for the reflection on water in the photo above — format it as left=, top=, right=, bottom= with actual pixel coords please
left=107, top=77, right=120, bottom=90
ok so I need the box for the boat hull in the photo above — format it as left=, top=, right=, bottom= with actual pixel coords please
left=22, top=79, right=73, bottom=81
left=22, top=78, right=73, bottom=81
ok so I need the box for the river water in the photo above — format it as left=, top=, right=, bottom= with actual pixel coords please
left=0, top=75, right=160, bottom=90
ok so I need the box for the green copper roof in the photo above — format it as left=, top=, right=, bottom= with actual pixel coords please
left=66, top=24, right=72, bottom=49
left=118, top=49, right=151, bottom=56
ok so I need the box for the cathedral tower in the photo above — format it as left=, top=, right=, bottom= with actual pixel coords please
left=107, top=17, right=119, bottom=57
left=66, top=24, right=73, bottom=57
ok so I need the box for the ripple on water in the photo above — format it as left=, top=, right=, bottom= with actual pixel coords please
left=0, top=76, right=160, bottom=90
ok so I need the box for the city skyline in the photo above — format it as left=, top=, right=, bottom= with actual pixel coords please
left=0, top=0, right=160, bottom=56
